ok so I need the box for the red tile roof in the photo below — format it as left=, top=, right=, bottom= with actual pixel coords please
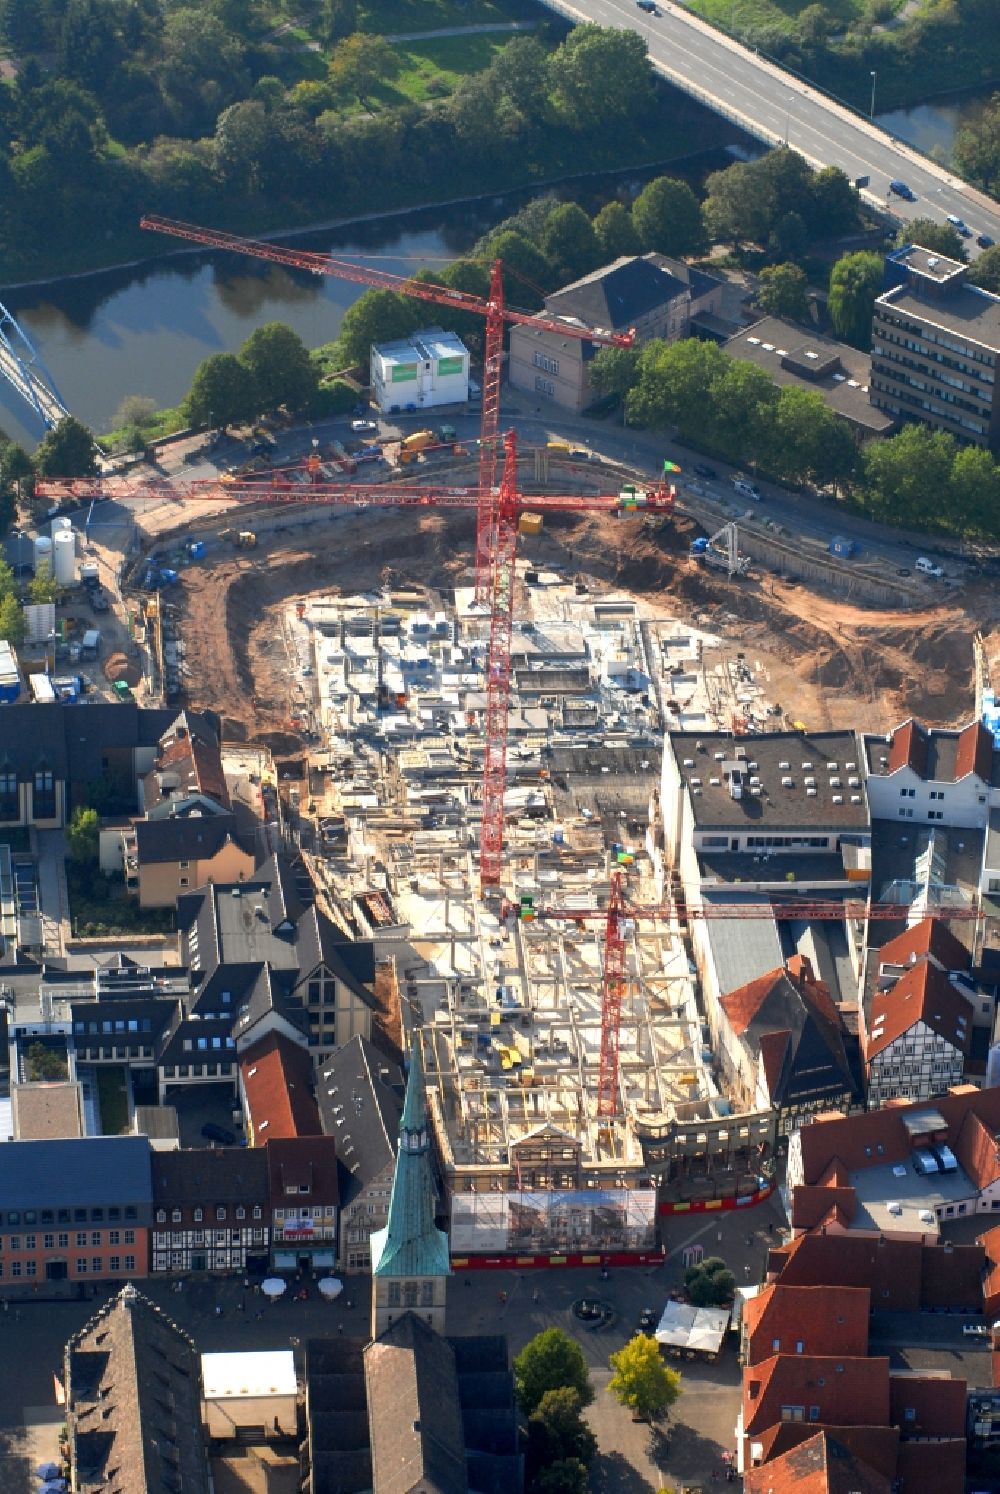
left=954, top=1107, right=1000, bottom=1190
left=978, top=1224, right=1000, bottom=1316
left=894, top=1439, right=966, bottom=1494
left=768, top=1230, right=984, bottom=1312
left=743, top=1430, right=891, bottom=1494
left=795, top=1084, right=1000, bottom=1185
left=864, top=961, right=972, bottom=1060
left=887, top=720, right=927, bottom=776
left=956, top=720, right=994, bottom=781
left=875, top=918, right=970, bottom=975
left=753, top=1424, right=900, bottom=1481
left=888, top=1372, right=967, bottom=1438
left=265, top=1135, right=339, bottom=1207
left=743, top=1355, right=890, bottom=1439
left=743, top=1285, right=870, bottom=1365
left=240, top=1030, right=321, bottom=1142
left=790, top=1184, right=857, bottom=1232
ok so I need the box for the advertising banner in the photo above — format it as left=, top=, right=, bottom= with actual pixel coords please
left=450, top=1189, right=656, bottom=1254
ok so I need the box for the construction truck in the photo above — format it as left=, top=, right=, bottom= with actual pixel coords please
left=690, top=524, right=750, bottom=578
left=235, top=530, right=257, bottom=549
left=400, top=429, right=436, bottom=455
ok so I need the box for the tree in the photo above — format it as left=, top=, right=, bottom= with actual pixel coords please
left=608, top=1335, right=682, bottom=1423
left=896, top=218, right=967, bottom=261
left=809, top=165, right=860, bottom=237
left=627, top=337, right=727, bottom=433
left=757, top=263, right=809, bottom=321
left=684, top=1255, right=736, bottom=1306
left=239, top=322, right=319, bottom=414
left=67, top=805, right=100, bottom=864
left=772, top=386, right=856, bottom=489
left=34, top=416, right=97, bottom=478
left=213, top=99, right=278, bottom=194
left=711, top=359, right=779, bottom=468
left=328, top=33, right=400, bottom=106
left=528, top=1387, right=597, bottom=1469
left=112, top=395, right=158, bottom=433
left=590, top=345, right=640, bottom=400
left=703, top=161, right=770, bottom=247
left=949, top=444, right=1000, bottom=535
left=0, top=556, right=16, bottom=601
left=182, top=352, right=256, bottom=430
left=631, top=176, right=707, bottom=259
left=24, top=1041, right=68, bottom=1081
left=0, top=593, right=23, bottom=646
left=550, top=25, right=651, bottom=122
left=533, top=1461, right=589, bottom=1494
left=953, top=93, right=1000, bottom=197
left=969, top=245, right=1000, bottom=293
left=320, top=0, right=358, bottom=45
left=593, top=201, right=640, bottom=261
left=514, top=1328, right=593, bottom=1417
left=827, top=251, right=882, bottom=350
left=769, top=210, right=807, bottom=261
left=540, top=202, right=601, bottom=286
left=490, top=36, right=551, bottom=123
left=0, top=440, right=32, bottom=488
left=29, top=559, right=58, bottom=605
left=861, top=423, right=957, bottom=529
left=337, top=289, right=423, bottom=369
left=483, top=229, right=554, bottom=307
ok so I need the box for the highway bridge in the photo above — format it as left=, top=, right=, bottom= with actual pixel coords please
left=0, top=300, right=69, bottom=433
left=544, top=0, right=1000, bottom=252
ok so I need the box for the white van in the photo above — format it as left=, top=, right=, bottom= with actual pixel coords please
left=915, top=556, right=944, bottom=578
left=733, top=478, right=761, bottom=501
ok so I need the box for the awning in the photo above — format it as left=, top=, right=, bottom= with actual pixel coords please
left=273, top=1252, right=297, bottom=1270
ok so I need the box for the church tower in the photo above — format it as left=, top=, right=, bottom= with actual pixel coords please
left=370, top=1035, right=450, bottom=1340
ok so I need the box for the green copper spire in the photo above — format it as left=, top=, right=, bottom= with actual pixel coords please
left=370, top=1037, right=450, bottom=1279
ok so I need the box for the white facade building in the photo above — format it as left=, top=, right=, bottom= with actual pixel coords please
left=371, top=328, right=469, bottom=414
left=862, top=719, right=996, bottom=831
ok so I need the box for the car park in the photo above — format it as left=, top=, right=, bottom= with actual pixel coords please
left=201, top=1122, right=236, bottom=1145
left=889, top=179, right=915, bottom=201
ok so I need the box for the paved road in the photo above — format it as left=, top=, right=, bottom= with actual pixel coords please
left=540, top=0, right=1000, bottom=253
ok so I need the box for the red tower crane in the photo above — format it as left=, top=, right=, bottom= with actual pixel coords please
left=137, top=215, right=635, bottom=606
left=505, top=875, right=982, bottom=1118
left=38, top=437, right=675, bottom=894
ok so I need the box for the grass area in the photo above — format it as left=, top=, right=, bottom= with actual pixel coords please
left=689, top=0, right=899, bottom=34
left=67, top=861, right=175, bottom=938
left=97, top=404, right=186, bottom=448
left=96, top=1066, right=130, bottom=1136
left=386, top=34, right=509, bottom=102
left=358, top=0, right=537, bottom=32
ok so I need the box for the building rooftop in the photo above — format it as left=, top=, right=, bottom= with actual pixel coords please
left=666, top=729, right=869, bottom=830
left=743, top=1430, right=891, bottom=1494
left=863, top=719, right=994, bottom=781
left=151, top=1146, right=269, bottom=1207
left=847, top=1157, right=973, bottom=1236
left=11, top=1080, right=84, bottom=1139
left=317, top=1035, right=403, bottom=1204
left=365, top=1315, right=468, bottom=1494
left=865, top=960, right=972, bottom=1059
left=742, top=1284, right=870, bottom=1365
left=240, top=1030, right=322, bottom=1141
left=725, top=317, right=895, bottom=434
left=876, top=276, right=1000, bottom=349
left=0, top=1135, right=151, bottom=1209
left=543, top=253, right=718, bottom=334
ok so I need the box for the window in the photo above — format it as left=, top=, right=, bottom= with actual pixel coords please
left=780, top=1405, right=805, bottom=1422
left=9, top=1237, right=20, bottom=1252
left=772, top=1338, right=781, bottom=1352
left=76, top=1232, right=87, bottom=1248
left=124, top=1255, right=135, bottom=1271
left=193, top=1208, right=203, bottom=1223
left=33, top=769, right=56, bottom=819
left=9, top=1261, right=20, bottom=1278
left=809, top=1405, right=820, bottom=1421
left=43, top=1234, right=53, bottom=1249
left=216, top=1206, right=227, bottom=1221
left=92, top=1257, right=102, bottom=1273
left=124, top=1230, right=135, bottom=1245
left=534, top=376, right=555, bottom=398
left=58, top=1233, right=68, bottom=1249
left=156, top=1210, right=166, bottom=1224
left=252, top=1206, right=262, bottom=1221
left=108, top=1231, right=120, bottom=1246
left=236, top=1207, right=245, bottom=1221
left=0, top=769, right=17, bottom=820
left=76, top=1260, right=86, bottom=1275
left=172, top=1210, right=182, bottom=1224
left=91, top=1231, right=101, bottom=1247
left=795, top=1340, right=804, bottom=1354
left=532, top=351, right=560, bottom=376
left=109, top=1256, right=120, bottom=1273
left=904, top=1407, right=915, bottom=1421
left=24, top=1235, right=35, bottom=1250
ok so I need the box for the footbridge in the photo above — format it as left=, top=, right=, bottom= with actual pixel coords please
left=0, top=301, right=70, bottom=431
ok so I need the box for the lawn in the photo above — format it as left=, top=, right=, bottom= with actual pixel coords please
left=688, top=0, right=900, bottom=34
left=359, top=0, right=537, bottom=33
left=98, top=404, right=186, bottom=449
left=388, top=33, right=511, bottom=103
left=96, top=1066, right=130, bottom=1137
left=66, top=862, right=176, bottom=938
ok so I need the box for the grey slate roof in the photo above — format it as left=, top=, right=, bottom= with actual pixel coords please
left=151, top=1145, right=269, bottom=1208
left=66, top=1284, right=209, bottom=1494
left=0, top=703, right=206, bottom=783
left=133, top=812, right=242, bottom=865
left=545, top=254, right=690, bottom=332
left=0, top=1135, right=152, bottom=1210
left=318, top=1035, right=403, bottom=1205
left=365, top=1314, right=468, bottom=1494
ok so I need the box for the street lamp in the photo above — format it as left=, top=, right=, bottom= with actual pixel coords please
left=870, top=70, right=877, bottom=120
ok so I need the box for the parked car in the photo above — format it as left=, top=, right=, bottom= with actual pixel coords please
left=733, top=478, right=761, bottom=501
left=639, top=1307, right=659, bottom=1334
left=978, top=234, right=995, bottom=249
left=201, top=1122, right=236, bottom=1145
left=915, top=556, right=944, bottom=578
left=946, top=214, right=972, bottom=238
left=636, top=0, right=658, bottom=12
left=351, top=419, right=378, bottom=434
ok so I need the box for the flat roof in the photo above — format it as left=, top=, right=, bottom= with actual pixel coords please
left=849, top=1159, right=974, bottom=1237
left=890, top=244, right=967, bottom=285
left=201, top=1350, right=297, bottom=1399
left=667, top=729, right=869, bottom=830
left=876, top=282, right=1000, bottom=352
left=373, top=327, right=468, bottom=364
left=724, top=317, right=895, bottom=433
left=11, top=1081, right=83, bottom=1140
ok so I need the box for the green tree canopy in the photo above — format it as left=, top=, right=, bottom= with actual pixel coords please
left=514, top=1328, right=594, bottom=1417
left=684, top=1255, right=737, bottom=1306
left=482, top=229, right=553, bottom=308
left=953, top=92, right=1000, bottom=197
left=239, top=322, right=319, bottom=415
left=861, top=422, right=957, bottom=529
left=827, top=251, right=882, bottom=350
left=756, top=263, right=809, bottom=321
left=590, top=344, right=640, bottom=400
left=809, top=165, right=861, bottom=237
left=527, top=1387, right=597, bottom=1478
left=337, top=289, right=423, bottom=369
left=327, top=33, right=400, bottom=105
left=29, top=558, right=59, bottom=605
left=948, top=444, right=1000, bottom=534
left=627, top=336, right=727, bottom=433
left=182, top=352, right=256, bottom=429
left=897, top=218, right=967, bottom=261
left=34, top=416, right=98, bottom=478
left=0, top=592, right=23, bottom=646
left=631, top=175, right=707, bottom=259
left=969, top=245, right=1000, bottom=294
left=771, top=385, right=857, bottom=489
left=608, top=1335, right=682, bottom=1423
left=703, top=160, right=771, bottom=247
left=112, top=395, right=158, bottom=433
left=540, top=202, right=601, bottom=286
left=593, top=201, right=640, bottom=262
left=67, top=804, right=100, bottom=863
left=532, top=1460, right=589, bottom=1494
left=550, top=25, right=651, bottom=122
left=25, top=1040, right=68, bottom=1081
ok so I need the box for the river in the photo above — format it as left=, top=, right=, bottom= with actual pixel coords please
left=0, top=157, right=734, bottom=453
left=876, top=92, right=993, bottom=166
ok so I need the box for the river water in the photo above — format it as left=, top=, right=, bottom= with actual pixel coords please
left=876, top=92, right=992, bottom=165
left=0, top=159, right=728, bottom=453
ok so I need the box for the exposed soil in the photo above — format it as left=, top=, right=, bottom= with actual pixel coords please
left=172, top=501, right=999, bottom=749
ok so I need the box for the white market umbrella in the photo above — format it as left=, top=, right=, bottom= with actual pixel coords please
left=261, top=1278, right=288, bottom=1299
left=317, top=1277, right=343, bottom=1300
